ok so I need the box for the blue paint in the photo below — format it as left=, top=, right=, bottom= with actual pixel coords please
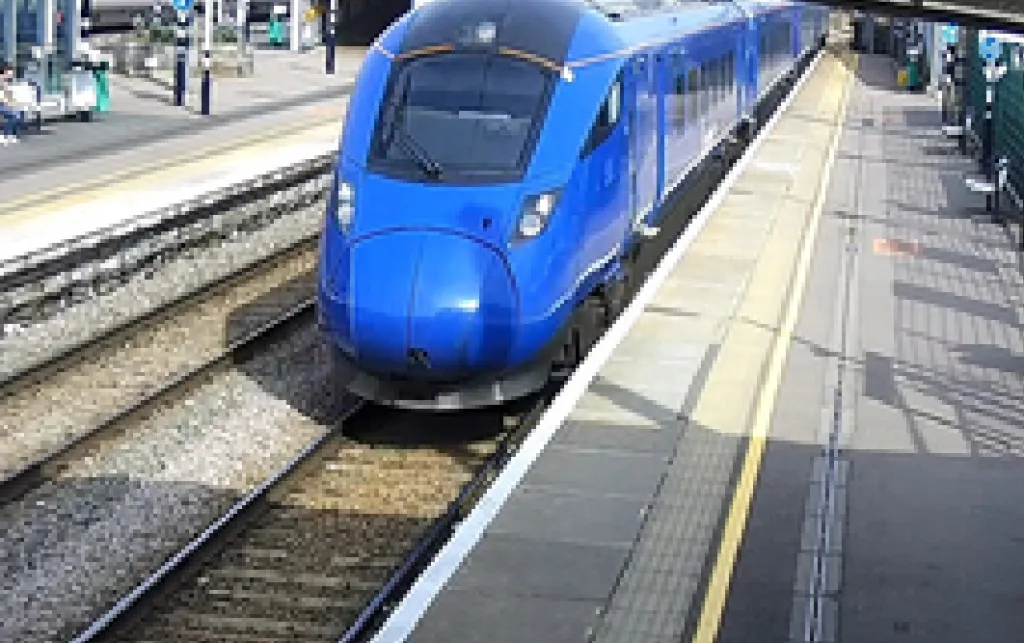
left=318, top=0, right=830, bottom=409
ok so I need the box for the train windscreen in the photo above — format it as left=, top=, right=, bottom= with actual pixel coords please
left=368, top=52, right=554, bottom=183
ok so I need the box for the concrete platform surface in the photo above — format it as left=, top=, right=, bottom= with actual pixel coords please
left=0, top=103, right=345, bottom=265
left=717, top=53, right=1024, bottom=643
left=366, top=42, right=854, bottom=643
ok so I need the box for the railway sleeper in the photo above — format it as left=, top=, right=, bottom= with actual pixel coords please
left=215, top=547, right=405, bottom=575
left=123, top=613, right=340, bottom=640
left=171, top=587, right=368, bottom=616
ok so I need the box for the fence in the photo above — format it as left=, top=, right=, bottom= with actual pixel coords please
left=964, top=29, right=1024, bottom=208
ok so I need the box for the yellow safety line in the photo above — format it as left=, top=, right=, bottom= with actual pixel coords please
left=0, top=107, right=345, bottom=218
left=689, top=50, right=856, bottom=643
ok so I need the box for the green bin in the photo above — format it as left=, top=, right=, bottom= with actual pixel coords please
left=906, top=46, right=921, bottom=91
left=93, top=63, right=111, bottom=112
left=268, top=17, right=285, bottom=47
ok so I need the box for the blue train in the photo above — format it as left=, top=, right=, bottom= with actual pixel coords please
left=317, top=0, right=830, bottom=410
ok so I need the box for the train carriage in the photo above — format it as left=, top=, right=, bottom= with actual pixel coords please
left=317, top=0, right=830, bottom=410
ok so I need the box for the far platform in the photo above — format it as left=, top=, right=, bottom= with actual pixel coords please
left=368, top=41, right=1024, bottom=643
left=0, top=48, right=362, bottom=266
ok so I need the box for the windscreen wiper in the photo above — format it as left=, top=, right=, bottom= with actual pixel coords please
left=393, top=127, right=444, bottom=179
left=382, top=77, right=444, bottom=179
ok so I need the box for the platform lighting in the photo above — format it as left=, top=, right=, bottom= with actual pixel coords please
left=201, top=0, right=212, bottom=114
left=326, top=0, right=337, bottom=74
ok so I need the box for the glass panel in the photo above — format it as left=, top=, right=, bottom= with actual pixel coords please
left=371, top=52, right=553, bottom=180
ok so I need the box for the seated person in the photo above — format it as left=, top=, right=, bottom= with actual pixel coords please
left=0, top=62, right=24, bottom=145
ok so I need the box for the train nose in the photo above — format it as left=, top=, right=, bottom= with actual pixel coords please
left=349, top=230, right=517, bottom=378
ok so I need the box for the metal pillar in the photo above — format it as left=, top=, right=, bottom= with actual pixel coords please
left=289, top=0, right=300, bottom=51
left=3, top=0, right=17, bottom=68
left=981, top=59, right=1008, bottom=214
left=942, top=43, right=956, bottom=125
left=80, top=0, right=91, bottom=61
left=326, top=0, right=337, bottom=74
left=201, top=0, right=211, bottom=114
left=235, top=0, right=247, bottom=42
left=41, top=0, right=54, bottom=91
left=174, top=9, right=190, bottom=106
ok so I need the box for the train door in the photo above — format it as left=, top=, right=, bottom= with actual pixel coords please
left=629, top=53, right=659, bottom=233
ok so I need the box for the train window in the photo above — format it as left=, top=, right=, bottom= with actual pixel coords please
left=726, top=51, right=734, bottom=95
left=670, top=53, right=686, bottom=127
left=700, top=63, right=710, bottom=114
left=688, top=66, right=701, bottom=119
left=581, top=72, right=624, bottom=158
left=672, top=53, right=685, bottom=96
left=707, top=60, right=717, bottom=107
left=368, top=52, right=555, bottom=182
left=605, top=78, right=621, bottom=126
left=713, top=57, right=723, bottom=105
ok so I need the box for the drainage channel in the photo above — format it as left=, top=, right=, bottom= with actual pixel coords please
left=791, top=119, right=862, bottom=643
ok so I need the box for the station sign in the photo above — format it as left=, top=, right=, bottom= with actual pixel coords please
left=172, top=0, right=193, bottom=12
left=941, top=25, right=958, bottom=46
left=979, top=31, right=1002, bottom=62
left=980, top=29, right=1024, bottom=47
left=979, top=29, right=1024, bottom=62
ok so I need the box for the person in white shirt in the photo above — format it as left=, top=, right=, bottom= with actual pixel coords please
left=0, top=62, right=24, bottom=145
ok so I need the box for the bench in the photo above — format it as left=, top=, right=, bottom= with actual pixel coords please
left=965, top=156, right=1009, bottom=214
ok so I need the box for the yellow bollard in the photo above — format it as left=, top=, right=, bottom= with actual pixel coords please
left=896, top=68, right=908, bottom=87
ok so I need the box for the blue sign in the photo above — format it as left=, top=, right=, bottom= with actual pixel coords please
left=172, top=0, right=193, bottom=12
left=979, top=32, right=1002, bottom=62
left=941, top=25, right=958, bottom=46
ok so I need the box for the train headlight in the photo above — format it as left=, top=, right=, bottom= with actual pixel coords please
left=516, top=190, right=562, bottom=240
left=336, top=180, right=355, bottom=232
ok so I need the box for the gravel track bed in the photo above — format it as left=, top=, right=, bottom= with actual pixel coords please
left=0, top=242, right=319, bottom=483
left=0, top=317, right=348, bottom=643
left=108, top=411, right=507, bottom=643
left=0, top=199, right=323, bottom=381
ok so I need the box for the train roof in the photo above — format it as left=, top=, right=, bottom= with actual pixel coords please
left=585, top=0, right=797, bottom=19
left=386, top=0, right=804, bottom=76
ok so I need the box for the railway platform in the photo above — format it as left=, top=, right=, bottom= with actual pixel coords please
left=0, top=48, right=360, bottom=266
left=368, top=43, right=1024, bottom=643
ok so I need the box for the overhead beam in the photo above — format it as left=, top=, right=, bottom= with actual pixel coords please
left=811, top=0, right=1024, bottom=34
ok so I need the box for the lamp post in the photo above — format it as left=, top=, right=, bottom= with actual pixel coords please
left=200, top=0, right=211, bottom=114
left=325, top=0, right=337, bottom=74
left=174, top=7, right=189, bottom=106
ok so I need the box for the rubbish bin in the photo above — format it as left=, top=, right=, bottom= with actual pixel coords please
left=93, top=61, right=111, bottom=112
left=268, top=16, right=285, bottom=47
left=906, top=46, right=921, bottom=91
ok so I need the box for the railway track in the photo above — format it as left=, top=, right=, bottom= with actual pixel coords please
left=74, top=398, right=547, bottom=643
left=0, top=271, right=349, bottom=642
left=0, top=235, right=322, bottom=504
left=58, top=123, right=741, bottom=643
left=1, top=44, right=814, bottom=641
left=62, top=394, right=531, bottom=641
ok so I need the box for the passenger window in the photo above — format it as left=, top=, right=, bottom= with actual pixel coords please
left=674, top=56, right=686, bottom=126
left=672, top=54, right=686, bottom=95
left=688, top=66, right=701, bottom=119
left=714, top=58, right=723, bottom=105
left=726, top=51, right=734, bottom=94
left=581, top=73, right=623, bottom=158
left=700, top=63, right=710, bottom=114
left=605, top=79, right=621, bottom=125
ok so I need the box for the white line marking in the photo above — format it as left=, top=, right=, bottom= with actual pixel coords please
left=366, top=46, right=828, bottom=643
